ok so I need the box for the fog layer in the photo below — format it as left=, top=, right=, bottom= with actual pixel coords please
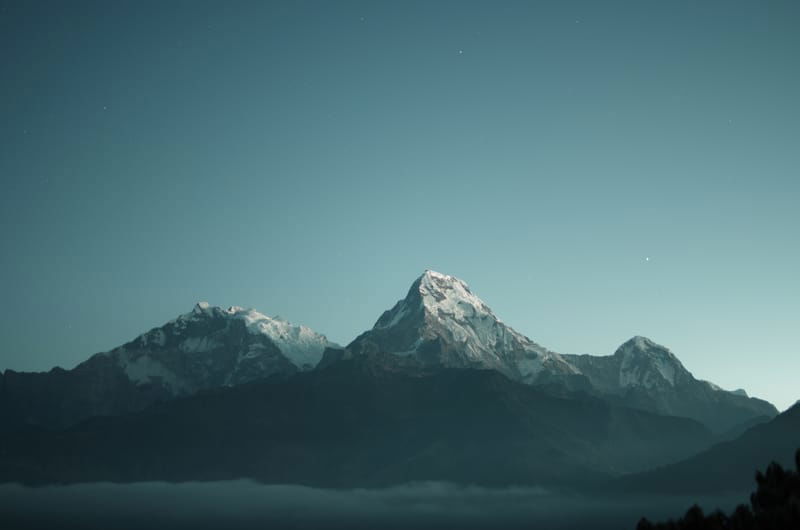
left=0, top=481, right=746, bottom=530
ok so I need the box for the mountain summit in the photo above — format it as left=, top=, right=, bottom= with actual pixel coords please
left=566, top=336, right=691, bottom=393
left=0, top=303, right=336, bottom=429
left=347, top=270, right=578, bottom=383
left=111, top=302, right=336, bottom=393
left=564, top=336, right=777, bottom=431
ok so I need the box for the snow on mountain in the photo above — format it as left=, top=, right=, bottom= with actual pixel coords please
left=616, top=336, right=683, bottom=389
left=3, top=272, right=777, bottom=435
left=564, top=336, right=778, bottom=432
left=0, top=302, right=339, bottom=430
left=349, top=270, right=577, bottom=383
left=109, top=302, right=337, bottom=394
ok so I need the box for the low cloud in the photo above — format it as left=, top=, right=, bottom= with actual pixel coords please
left=0, top=481, right=744, bottom=530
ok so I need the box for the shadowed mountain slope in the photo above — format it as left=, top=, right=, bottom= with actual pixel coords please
left=617, top=403, right=800, bottom=494
left=0, top=353, right=714, bottom=488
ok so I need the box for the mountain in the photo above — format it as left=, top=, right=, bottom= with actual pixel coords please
left=0, top=352, right=714, bottom=487
left=0, top=303, right=336, bottom=430
left=616, top=403, right=800, bottom=494
left=346, top=270, right=579, bottom=384
left=343, top=271, right=776, bottom=432
left=563, top=336, right=778, bottom=432
left=0, top=270, right=777, bottom=437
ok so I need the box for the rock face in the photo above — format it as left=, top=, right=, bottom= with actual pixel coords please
left=347, top=270, right=578, bottom=383
left=0, top=303, right=336, bottom=430
left=563, top=336, right=778, bottom=432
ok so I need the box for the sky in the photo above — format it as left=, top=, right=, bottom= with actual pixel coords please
left=0, top=0, right=798, bottom=411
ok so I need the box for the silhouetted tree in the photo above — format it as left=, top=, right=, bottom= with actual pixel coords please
left=636, top=449, right=800, bottom=530
left=728, top=504, right=754, bottom=530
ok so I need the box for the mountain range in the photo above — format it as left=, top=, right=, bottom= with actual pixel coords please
left=0, top=351, right=715, bottom=487
left=0, top=270, right=788, bottom=489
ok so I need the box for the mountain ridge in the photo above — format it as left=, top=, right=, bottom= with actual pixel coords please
left=615, top=403, right=800, bottom=494
left=0, top=270, right=778, bottom=434
left=0, top=352, right=716, bottom=487
left=344, top=270, right=776, bottom=431
left=563, top=336, right=777, bottom=431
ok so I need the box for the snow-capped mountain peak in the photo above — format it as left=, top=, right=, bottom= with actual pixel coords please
left=229, top=306, right=337, bottom=369
left=614, top=336, right=686, bottom=388
left=372, top=270, right=494, bottom=331
left=107, top=302, right=337, bottom=396
left=564, top=336, right=779, bottom=431
left=352, top=270, right=577, bottom=382
left=193, top=301, right=211, bottom=313
left=172, top=303, right=337, bottom=369
left=417, top=270, right=495, bottom=321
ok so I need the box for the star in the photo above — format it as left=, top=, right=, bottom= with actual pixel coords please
left=645, top=257, right=650, bottom=262
left=458, top=49, right=463, bottom=55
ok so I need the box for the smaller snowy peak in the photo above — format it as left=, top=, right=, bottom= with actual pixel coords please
left=175, top=301, right=218, bottom=322
left=625, top=336, right=659, bottom=351
left=615, top=336, right=685, bottom=388
left=192, top=301, right=212, bottom=316
left=703, top=381, right=750, bottom=398
left=150, top=303, right=336, bottom=370
left=227, top=306, right=337, bottom=369
left=616, top=336, right=677, bottom=360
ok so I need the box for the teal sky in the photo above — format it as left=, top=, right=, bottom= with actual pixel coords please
left=1, top=1, right=798, bottom=411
